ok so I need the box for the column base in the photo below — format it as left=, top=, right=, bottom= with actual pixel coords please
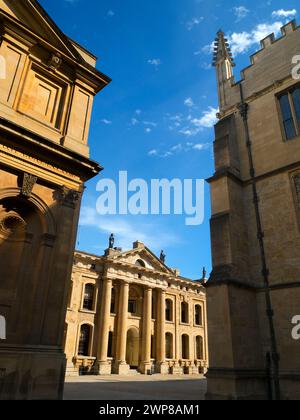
left=156, top=362, right=169, bottom=375
left=192, top=366, right=200, bottom=375
left=171, top=365, right=183, bottom=375
left=139, top=362, right=152, bottom=375
left=113, top=361, right=130, bottom=375
left=95, top=361, right=112, bottom=376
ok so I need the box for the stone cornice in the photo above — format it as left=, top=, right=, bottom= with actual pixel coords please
left=74, top=250, right=205, bottom=294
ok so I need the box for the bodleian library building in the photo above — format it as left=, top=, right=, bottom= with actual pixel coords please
left=64, top=241, right=208, bottom=376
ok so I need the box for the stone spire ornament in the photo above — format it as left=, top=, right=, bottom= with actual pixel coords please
left=212, top=29, right=235, bottom=71
left=212, top=30, right=235, bottom=113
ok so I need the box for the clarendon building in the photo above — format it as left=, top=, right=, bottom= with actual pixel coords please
left=64, top=241, right=208, bottom=376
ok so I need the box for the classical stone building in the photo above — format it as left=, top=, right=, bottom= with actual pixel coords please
left=65, top=241, right=208, bottom=376
left=207, top=21, right=300, bottom=400
left=0, top=0, right=110, bottom=399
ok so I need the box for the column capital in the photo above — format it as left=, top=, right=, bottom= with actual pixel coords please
left=102, top=277, right=113, bottom=284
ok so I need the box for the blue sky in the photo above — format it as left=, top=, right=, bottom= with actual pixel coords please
left=40, top=0, right=299, bottom=279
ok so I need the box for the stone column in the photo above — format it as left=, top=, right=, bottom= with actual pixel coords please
left=140, top=287, right=152, bottom=374
left=96, top=278, right=113, bottom=375
left=156, top=289, right=168, bottom=374
left=114, top=281, right=130, bottom=375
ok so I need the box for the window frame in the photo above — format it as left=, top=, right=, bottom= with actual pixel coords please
left=77, top=323, right=93, bottom=357
left=165, top=299, right=174, bottom=323
left=194, top=304, right=203, bottom=327
left=278, top=86, right=300, bottom=141
left=82, top=283, right=96, bottom=312
left=128, top=299, right=137, bottom=315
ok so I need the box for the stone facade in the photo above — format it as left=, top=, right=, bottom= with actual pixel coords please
left=0, top=0, right=110, bottom=399
left=207, top=22, right=300, bottom=400
left=65, top=242, right=208, bottom=377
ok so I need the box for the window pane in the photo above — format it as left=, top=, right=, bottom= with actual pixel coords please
left=78, top=325, right=90, bottom=356
left=292, top=88, right=300, bottom=128
left=279, top=94, right=296, bottom=140
left=128, top=300, right=136, bottom=313
left=83, top=284, right=94, bottom=310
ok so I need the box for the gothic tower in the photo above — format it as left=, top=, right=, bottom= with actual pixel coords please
left=207, top=22, right=300, bottom=400
left=0, top=0, right=110, bottom=399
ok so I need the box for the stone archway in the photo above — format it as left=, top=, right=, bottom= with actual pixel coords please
left=126, top=328, right=140, bottom=369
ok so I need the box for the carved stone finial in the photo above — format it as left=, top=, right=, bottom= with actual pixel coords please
left=48, top=52, right=62, bottom=71
left=212, top=30, right=235, bottom=69
left=21, top=173, right=37, bottom=198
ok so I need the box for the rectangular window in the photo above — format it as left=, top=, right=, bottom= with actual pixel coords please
left=128, top=300, right=137, bottom=314
left=279, top=87, right=300, bottom=140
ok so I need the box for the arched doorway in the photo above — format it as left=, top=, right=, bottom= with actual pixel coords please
left=126, top=328, right=140, bottom=369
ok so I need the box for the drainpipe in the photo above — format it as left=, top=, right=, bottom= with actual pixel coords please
left=238, top=83, right=281, bottom=401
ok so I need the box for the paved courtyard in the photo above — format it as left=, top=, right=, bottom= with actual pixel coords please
left=64, top=375, right=207, bottom=400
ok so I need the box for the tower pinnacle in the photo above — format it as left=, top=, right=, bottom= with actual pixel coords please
left=212, top=30, right=235, bottom=69
left=212, top=30, right=235, bottom=112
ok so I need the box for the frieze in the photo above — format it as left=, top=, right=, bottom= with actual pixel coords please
left=0, top=143, right=80, bottom=183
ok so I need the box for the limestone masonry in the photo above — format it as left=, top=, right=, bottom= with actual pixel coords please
left=65, top=242, right=208, bottom=376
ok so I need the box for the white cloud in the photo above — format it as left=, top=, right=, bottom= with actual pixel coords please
left=101, top=119, right=112, bottom=125
left=107, top=10, right=115, bottom=17
left=131, top=118, right=139, bottom=126
left=191, top=107, right=218, bottom=129
left=193, top=143, right=211, bottom=151
left=228, top=21, right=283, bottom=55
left=234, top=6, right=249, bottom=21
left=145, top=128, right=152, bottom=133
left=148, top=58, right=162, bottom=69
left=184, top=97, right=194, bottom=107
left=148, top=142, right=211, bottom=158
left=143, top=121, right=157, bottom=127
left=272, top=9, right=297, bottom=19
left=148, top=149, right=158, bottom=156
left=201, top=19, right=285, bottom=58
left=135, top=109, right=142, bottom=115
left=186, top=17, right=204, bottom=31
left=79, top=206, right=180, bottom=251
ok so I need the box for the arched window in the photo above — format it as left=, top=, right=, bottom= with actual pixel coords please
left=195, top=305, right=202, bottom=326
left=110, top=288, right=116, bottom=314
left=135, top=259, right=146, bottom=268
left=108, top=331, right=113, bottom=358
left=181, top=302, right=189, bottom=324
left=182, top=334, right=190, bottom=360
left=166, top=333, right=174, bottom=359
left=196, top=336, right=204, bottom=360
left=83, top=284, right=95, bottom=311
left=78, top=324, right=92, bottom=356
left=166, top=299, right=173, bottom=322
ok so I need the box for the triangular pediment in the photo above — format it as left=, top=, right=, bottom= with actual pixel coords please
left=0, top=0, right=82, bottom=61
left=109, top=247, right=174, bottom=274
